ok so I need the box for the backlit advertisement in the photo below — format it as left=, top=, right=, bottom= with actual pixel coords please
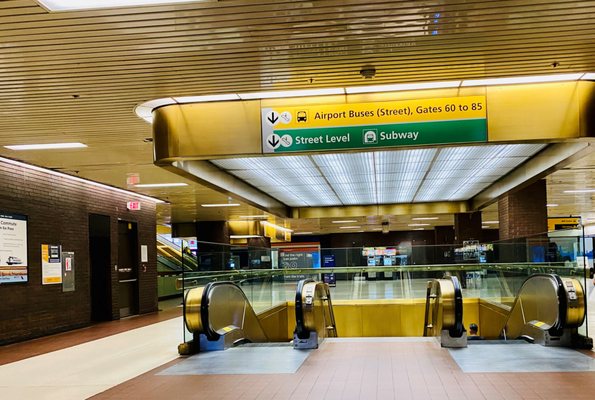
left=0, top=212, right=28, bottom=284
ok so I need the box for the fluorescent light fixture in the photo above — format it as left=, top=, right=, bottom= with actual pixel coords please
left=239, top=215, right=269, bottom=219
left=413, top=228, right=425, bottom=231
left=482, top=226, right=491, bottom=229
left=174, top=94, right=240, bottom=103
left=0, top=156, right=163, bottom=203
left=238, top=88, right=344, bottom=100
left=261, top=221, right=293, bottom=232
left=332, top=220, right=358, bottom=223
left=461, top=73, right=583, bottom=87
left=408, top=223, right=430, bottom=227
left=4, top=142, right=87, bottom=150
left=411, top=217, right=439, bottom=220
left=483, top=220, right=499, bottom=224
left=339, top=226, right=361, bottom=229
left=563, top=189, right=595, bottom=193
left=346, top=81, right=460, bottom=94
left=293, top=232, right=314, bottom=235
left=37, top=0, right=204, bottom=11
left=230, top=235, right=262, bottom=239
left=134, top=183, right=188, bottom=188
left=546, top=203, right=559, bottom=207
left=200, top=203, right=241, bottom=207
left=581, top=73, right=595, bottom=80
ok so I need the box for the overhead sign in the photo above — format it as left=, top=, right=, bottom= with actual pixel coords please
left=548, top=217, right=581, bottom=231
left=0, top=212, right=28, bottom=284
left=262, top=96, right=486, bottom=153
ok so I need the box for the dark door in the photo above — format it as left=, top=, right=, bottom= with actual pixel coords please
left=118, top=220, right=139, bottom=317
left=89, top=214, right=112, bottom=321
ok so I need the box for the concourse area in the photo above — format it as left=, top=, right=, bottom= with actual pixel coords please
left=2, top=1, right=595, bottom=399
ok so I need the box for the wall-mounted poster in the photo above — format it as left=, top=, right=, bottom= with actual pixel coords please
left=0, top=212, right=28, bottom=284
left=42, top=244, right=62, bottom=285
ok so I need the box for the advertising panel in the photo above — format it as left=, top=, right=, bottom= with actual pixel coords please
left=42, top=244, right=62, bottom=285
left=0, top=212, right=28, bottom=284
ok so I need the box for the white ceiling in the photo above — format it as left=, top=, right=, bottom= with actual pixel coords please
left=211, top=144, right=547, bottom=207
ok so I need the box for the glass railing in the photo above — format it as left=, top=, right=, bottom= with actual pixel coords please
left=176, top=229, right=591, bottom=346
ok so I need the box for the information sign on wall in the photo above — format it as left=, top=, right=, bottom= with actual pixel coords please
left=42, top=244, right=62, bottom=285
left=262, top=96, right=486, bottom=153
left=547, top=217, right=581, bottom=231
left=0, top=212, right=28, bottom=284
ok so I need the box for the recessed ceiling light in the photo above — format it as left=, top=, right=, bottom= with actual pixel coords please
left=411, top=217, right=439, bottom=220
left=36, top=0, right=206, bottom=11
left=563, top=189, right=595, bottom=193
left=339, top=226, right=361, bottom=229
left=293, top=232, right=314, bottom=235
left=4, top=142, right=87, bottom=150
left=200, top=203, right=241, bottom=207
left=238, top=88, right=344, bottom=100
left=408, top=223, right=430, bottom=227
left=332, top=220, right=359, bottom=223
left=346, top=81, right=461, bottom=94
left=546, top=203, right=559, bottom=207
left=482, top=226, right=491, bottom=229
left=134, top=183, right=188, bottom=188
left=413, top=228, right=425, bottom=231
left=483, top=220, right=499, bottom=224
left=261, top=221, right=293, bottom=232
left=461, top=73, right=583, bottom=87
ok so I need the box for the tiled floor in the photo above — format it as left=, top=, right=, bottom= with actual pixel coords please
left=0, top=281, right=593, bottom=400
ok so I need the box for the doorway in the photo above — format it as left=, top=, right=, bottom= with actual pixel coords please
left=118, top=220, right=139, bottom=317
left=89, top=214, right=112, bottom=321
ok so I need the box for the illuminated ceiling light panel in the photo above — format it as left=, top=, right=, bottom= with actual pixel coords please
left=484, top=220, right=499, bottom=224
left=175, top=94, right=240, bottom=103
left=581, top=73, right=595, bottom=80
left=563, top=189, right=595, bottom=193
left=4, top=142, right=87, bottom=150
left=461, top=73, right=583, bottom=87
left=261, top=221, right=293, bottom=232
left=546, top=204, right=559, bottom=207
left=293, top=232, right=314, bottom=235
left=134, top=183, right=188, bottom=188
left=238, top=88, right=344, bottom=100
left=332, top=220, right=359, bottom=223
left=345, top=81, right=461, bottom=94
left=412, top=217, right=439, bottom=220
left=37, top=0, right=206, bottom=11
left=339, top=226, right=361, bottom=229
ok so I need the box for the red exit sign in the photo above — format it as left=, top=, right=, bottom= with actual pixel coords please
left=127, top=201, right=141, bottom=211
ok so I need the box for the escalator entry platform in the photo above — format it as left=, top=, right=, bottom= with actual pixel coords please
left=448, top=342, right=595, bottom=373
left=159, top=345, right=313, bottom=375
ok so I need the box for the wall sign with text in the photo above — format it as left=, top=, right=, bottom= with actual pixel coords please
left=0, top=212, right=28, bottom=284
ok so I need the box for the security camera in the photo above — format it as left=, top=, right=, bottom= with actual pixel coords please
left=360, top=66, right=376, bottom=79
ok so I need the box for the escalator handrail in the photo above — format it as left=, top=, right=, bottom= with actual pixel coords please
left=294, top=278, right=316, bottom=339
left=449, top=275, right=465, bottom=338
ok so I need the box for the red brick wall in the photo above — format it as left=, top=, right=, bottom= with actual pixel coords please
left=498, top=179, right=548, bottom=240
left=0, top=159, right=157, bottom=344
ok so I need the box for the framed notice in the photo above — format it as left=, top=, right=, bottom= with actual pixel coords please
left=42, top=244, right=62, bottom=285
left=0, top=212, right=28, bottom=284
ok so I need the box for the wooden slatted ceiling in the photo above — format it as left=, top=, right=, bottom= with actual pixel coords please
left=0, top=0, right=594, bottom=229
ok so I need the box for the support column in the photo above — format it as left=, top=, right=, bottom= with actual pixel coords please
left=454, top=212, right=482, bottom=244
left=498, top=180, right=548, bottom=240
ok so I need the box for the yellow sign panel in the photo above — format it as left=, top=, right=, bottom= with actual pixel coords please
left=547, top=217, right=581, bottom=231
left=277, top=96, right=486, bottom=129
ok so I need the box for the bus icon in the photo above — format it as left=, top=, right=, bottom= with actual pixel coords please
left=297, top=111, right=307, bottom=122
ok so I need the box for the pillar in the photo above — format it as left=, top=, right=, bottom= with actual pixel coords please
left=454, top=211, right=482, bottom=244
left=498, top=180, right=547, bottom=240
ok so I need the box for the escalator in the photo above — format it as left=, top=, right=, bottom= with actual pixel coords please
left=497, top=273, right=587, bottom=346
left=423, top=273, right=589, bottom=348
left=179, top=279, right=337, bottom=355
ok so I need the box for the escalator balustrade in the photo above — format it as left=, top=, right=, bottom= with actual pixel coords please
left=423, top=275, right=466, bottom=348
left=294, top=279, right=337, bottom=349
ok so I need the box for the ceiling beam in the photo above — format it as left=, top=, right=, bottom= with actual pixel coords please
left=471, top=141, right=594, bottom=210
